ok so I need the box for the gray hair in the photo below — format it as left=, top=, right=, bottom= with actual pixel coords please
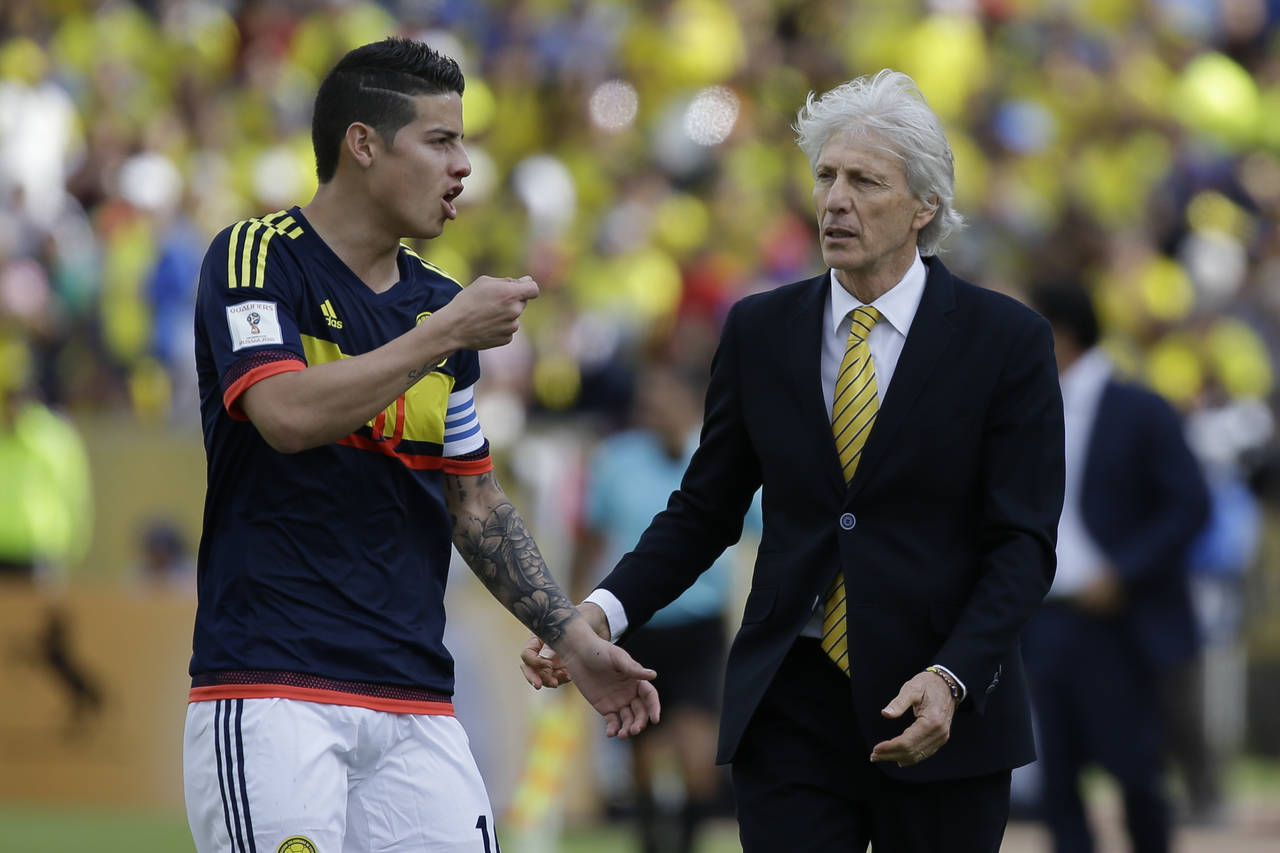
left=794, top=69, right=964, bottom=256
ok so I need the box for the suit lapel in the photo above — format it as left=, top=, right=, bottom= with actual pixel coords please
left=779, top=272, right=849, bottom=499
left=846, top=257, right=957, bottom=499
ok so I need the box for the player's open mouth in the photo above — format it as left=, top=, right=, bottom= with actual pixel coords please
left=824, top=226, right=857, bottom=239
left=442, top=186, right=463, bottom=219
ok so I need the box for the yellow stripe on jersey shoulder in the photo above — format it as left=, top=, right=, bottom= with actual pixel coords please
left=226, top=221, right=246, bottom=289
left=401, top=246, right=461, bottom=287
left=226, top=210, right=304, bottom=289
left=258, top=209, right=304, bottom=238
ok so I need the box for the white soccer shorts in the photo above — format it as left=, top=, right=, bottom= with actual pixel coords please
left=184, top=698, right=500, bottom=852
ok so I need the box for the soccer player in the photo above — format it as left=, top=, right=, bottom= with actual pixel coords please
left=184, top=37, right=658, bottom=853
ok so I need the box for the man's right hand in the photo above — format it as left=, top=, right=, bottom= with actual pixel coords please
left=437, top=275, right=540, bottom=350
left=521, top=612, right=659, bottom=738
left=520, top=602, right=610, bottom=688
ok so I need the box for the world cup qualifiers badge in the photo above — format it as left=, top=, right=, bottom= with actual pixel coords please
left=226, top=300, right=282, bottom=352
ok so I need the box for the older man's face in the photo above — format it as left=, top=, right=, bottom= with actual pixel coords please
left=813, top=130, right=935, bottom=282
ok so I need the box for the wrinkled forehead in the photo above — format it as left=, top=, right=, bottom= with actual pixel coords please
left=815, top=126, right=905, bottom=171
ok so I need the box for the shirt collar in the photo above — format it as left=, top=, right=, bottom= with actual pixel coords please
left=828, top=251, right=927, bottom=338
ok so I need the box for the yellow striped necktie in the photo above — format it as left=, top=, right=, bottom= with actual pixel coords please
left=821, top=305, right=882, bottom=675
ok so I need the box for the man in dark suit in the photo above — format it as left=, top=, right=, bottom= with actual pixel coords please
left=1023, top=281, right=1210, bottom=853
left=525, top=69, right=1065, bottom=851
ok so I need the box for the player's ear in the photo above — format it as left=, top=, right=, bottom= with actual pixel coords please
left=344, top=122, right=380, bottom=170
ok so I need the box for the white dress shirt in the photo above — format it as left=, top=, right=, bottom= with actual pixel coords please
left=1047, top=346, right=1112, bottom=597
left=584, top=252, right=964, bottom=696
left=820, top=253, right=927, bottom=417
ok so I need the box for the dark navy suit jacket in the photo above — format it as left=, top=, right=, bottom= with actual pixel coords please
left=599, top=257, right=1066, bottom=783
left=1079, top=378, right=1210, bottom=671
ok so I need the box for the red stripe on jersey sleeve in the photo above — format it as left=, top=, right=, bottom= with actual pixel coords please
left=441, top=453, right=493, bottom=476
left=222, top=357, right=306, bottom=421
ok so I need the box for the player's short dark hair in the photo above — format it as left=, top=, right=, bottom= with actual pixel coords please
left=1027, top=279, right=1101, bottom=350
left=312, top=37, right=465, bottom=183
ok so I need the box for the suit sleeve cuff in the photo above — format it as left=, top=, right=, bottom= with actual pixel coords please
left=583, top=589, right=628, bottom=643
left=931, top=664, right=967, bottom=702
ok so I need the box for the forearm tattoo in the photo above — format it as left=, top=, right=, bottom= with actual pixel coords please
left=445, top=471, right=578, bottom=646
left=407, top=359, right=436, bottom=382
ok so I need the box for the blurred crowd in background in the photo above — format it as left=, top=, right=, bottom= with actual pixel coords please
left=3, top=0, right=1280, bottom=844
left=0, top=0, right=1274, bottom=435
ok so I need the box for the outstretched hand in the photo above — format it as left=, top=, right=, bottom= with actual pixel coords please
left=522, top=613, right=660, bottom=738
left=520, top=601, right=610, bottom=689
left=561, top=636, right=661, bottom=738
left=870, top=670, right=957, bottom=767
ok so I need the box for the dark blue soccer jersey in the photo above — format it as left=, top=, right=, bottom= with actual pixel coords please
left=190, top=207, right=489, bottom=710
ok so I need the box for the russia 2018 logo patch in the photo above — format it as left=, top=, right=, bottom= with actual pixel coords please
left=276, top=836, right=318, bottom=853
left=227, top=301, right=284, bottom=352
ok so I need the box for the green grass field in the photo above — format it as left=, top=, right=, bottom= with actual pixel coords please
left=0, top=805, right=194, bottom=853
left=0, top=806, right=744, bottom=853
left=3, top=759, right=1277, bottom=853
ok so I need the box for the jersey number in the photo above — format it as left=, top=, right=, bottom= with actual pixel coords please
left=476, top=815, right=501, bottom=852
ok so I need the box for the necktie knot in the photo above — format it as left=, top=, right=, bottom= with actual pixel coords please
left=847, top=306, right=882, bottom=344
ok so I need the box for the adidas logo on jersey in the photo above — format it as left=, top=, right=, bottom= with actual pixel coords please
left=320, top=299, right=343, bottom=329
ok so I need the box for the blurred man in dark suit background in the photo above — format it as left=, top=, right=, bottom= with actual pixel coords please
left=1024, top=280, right=1212, bottom=853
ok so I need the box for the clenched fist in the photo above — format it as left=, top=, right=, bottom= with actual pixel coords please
left=438, top=275, right=540, bottom=350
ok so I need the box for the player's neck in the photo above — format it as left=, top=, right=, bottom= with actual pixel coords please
left=301, top=187, right=403, bottom=293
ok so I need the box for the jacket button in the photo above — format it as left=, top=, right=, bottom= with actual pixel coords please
left=840, top=513, right=856, bottom=530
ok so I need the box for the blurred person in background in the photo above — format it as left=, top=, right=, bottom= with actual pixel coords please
left=1023, top=279, right=1211, bottom=853
left=0, top=333, right=92, bottom=582
left=527, top=69, right=1065, bottom=852
left=1169, top=413, right=1264, bottom=825
left=183, top=37, right=658, bottom=853
left=1165, top=459, right=1258, bottom=827
left=131, top=517, right=197, bottom=594
left=572, top=357, right=757, bottom=853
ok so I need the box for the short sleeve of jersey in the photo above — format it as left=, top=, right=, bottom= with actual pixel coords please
left=196, top=217, right=308, bottom=420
